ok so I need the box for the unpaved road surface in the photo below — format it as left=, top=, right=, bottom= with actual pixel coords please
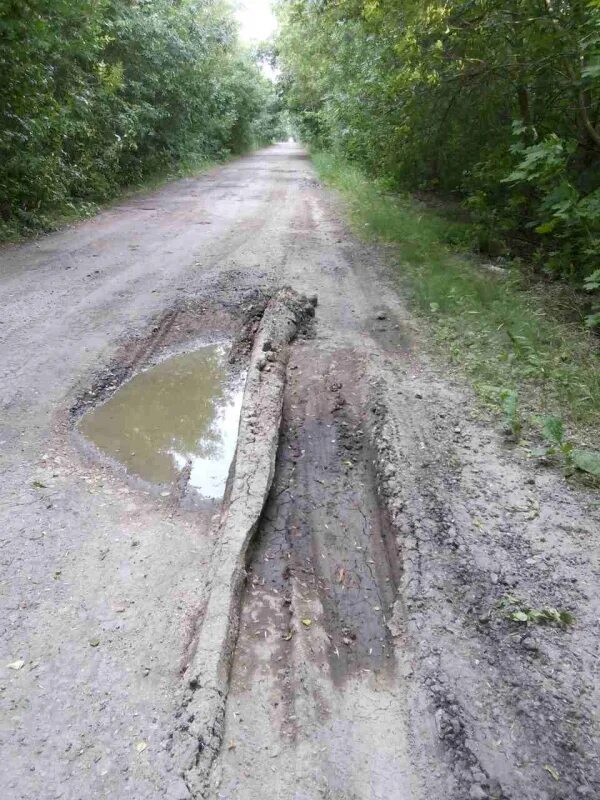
left=1, top=144, right=599, bottom=800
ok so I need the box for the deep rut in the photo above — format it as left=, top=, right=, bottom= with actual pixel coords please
left=207, top=345, right=413, bottom=800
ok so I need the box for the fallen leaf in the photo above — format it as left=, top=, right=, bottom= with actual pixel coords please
left=7, top=660, right=25, bottom=671
left=32, top=481, right=47, bottom=489
left=544, top=765, right=560, bottom=782
left=89, top=639, right=100, bottom=648
left=281, top=630, right=294, bottom=641
left=301, top=619, right=312, bottom=627
left=135, top=741, right=147, bottom=753
left=337, top=568, right=346, bottom=584
left=227, top=741, right=236, bottom=750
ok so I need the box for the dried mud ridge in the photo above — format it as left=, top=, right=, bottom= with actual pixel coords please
left=165, top=288, right=317, bottom=797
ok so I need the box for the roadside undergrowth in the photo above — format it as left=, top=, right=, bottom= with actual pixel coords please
left=313, top=151, right=600, bottom=452
left=0, top=155, right=223, bottom=244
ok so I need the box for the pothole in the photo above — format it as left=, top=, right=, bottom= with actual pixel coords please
left=77, top=344, right=245, bottom=501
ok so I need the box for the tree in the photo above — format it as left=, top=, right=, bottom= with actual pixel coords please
left=276, top=0, right=600, bottom=282
left=0, top=0, right=282, bottom=237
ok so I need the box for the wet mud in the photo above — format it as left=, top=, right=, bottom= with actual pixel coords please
left=242, top=348, right=401, bottom=683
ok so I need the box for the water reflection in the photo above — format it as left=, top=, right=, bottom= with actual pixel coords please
left=78, top=345, right=244, bottom=499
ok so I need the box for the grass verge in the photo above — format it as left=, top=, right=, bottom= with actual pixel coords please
left=313, top=151, right=600, bottom=446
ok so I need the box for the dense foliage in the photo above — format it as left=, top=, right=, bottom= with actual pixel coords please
left=276, top=0, right=600, bottom=286
left=0, top=0, right=281, bottom=237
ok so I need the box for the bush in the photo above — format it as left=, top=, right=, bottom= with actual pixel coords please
left=0, top=0, right=281, bottom=238
left=276, top=0, right=600, bottom=287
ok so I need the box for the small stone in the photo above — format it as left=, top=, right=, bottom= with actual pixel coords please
left=376, top=312, right=387, bottom=320
left=262, top=341, right=273, bottom=352
left=469, top=784, right=487, bottom=800
left=434, top=708, right=445, bottom=737
left=522, top=636, right=538, bottom=652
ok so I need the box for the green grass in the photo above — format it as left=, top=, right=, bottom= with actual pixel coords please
left=313, top=151, right=600, bottom=442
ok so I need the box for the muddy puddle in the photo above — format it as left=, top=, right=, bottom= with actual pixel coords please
left=78, top=345, right=245, bottom=499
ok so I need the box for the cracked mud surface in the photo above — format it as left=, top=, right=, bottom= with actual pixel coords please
left=1, top=144, right=598, bottom=800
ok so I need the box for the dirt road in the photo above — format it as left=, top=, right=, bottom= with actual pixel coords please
left=1, top=144, right=598, bottom=800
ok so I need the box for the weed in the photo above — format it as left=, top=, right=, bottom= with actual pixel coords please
left=498, top=595, right=575, bottom=627
left=531, top=415, right=600, bottom=477
left=584, top=269, right=600, bottom=329
left=499, top=389, right=522, bottom=439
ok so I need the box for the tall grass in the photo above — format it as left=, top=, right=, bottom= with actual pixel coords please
left=313, top=151, right=600, bottom=439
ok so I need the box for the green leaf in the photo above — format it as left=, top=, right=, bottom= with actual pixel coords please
left=534, top=220, right=557, bottom=234
left=511, top=611, right=529, bottom=623
left=584, top=270, right=600, bottom=292
left=540, top=608, right=560, bottom=624
left=582, top=64, right=600, bottom=80
left=573, top=450, right=600, bottom=477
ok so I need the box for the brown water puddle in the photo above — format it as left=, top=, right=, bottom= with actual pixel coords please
left=78, top=345, right=244, bottom=499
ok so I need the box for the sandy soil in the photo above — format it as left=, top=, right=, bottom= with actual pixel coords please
left=1, top=144, right=598, bottom=800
